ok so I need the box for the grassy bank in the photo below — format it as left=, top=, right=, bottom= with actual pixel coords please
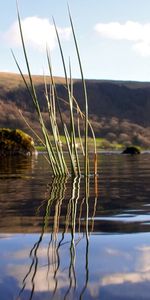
left=35, top=136, right=125, bottom=152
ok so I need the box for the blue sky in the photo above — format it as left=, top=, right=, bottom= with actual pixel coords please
left=1, top=0, right=150, bottom=81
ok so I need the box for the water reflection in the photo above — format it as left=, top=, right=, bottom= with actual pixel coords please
left=0, top=155, right=36, bottom=178
left=1, top=153, right=150, bottom=299
left=16, top=175, right=97, bottom=300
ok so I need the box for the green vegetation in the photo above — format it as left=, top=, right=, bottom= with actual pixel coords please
left=35, top=136, right=125, bottom=152
left=12, top=6, right=97, bottom=177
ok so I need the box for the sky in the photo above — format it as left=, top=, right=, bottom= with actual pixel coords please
left=1, top=0, right=150, bottom=81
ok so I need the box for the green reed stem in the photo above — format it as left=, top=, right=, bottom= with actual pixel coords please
left=46, top=49, right=69, bottom=175
left=68, top=8, right=89, bottom=177
left=15, top=6, right=66, bottom=176
left=69, top=60, right=81, bottom=176
left=12, top=50, right=58, bottom=175
left=64, top=124, right=77, bottom=176
left=44, top=76, right=67, bottom=175
left=14, top=4, right=97, bottom=177
left=53, top=18, right=80, bottom=177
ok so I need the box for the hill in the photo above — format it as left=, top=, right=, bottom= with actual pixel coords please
left=1, top=72, right=150, bottom=148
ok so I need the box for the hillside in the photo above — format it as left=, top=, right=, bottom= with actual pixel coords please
left=1, top=72, right=150, bottom=148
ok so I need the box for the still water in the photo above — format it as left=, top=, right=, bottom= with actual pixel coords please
left=0, top=153, right=150, bottom=300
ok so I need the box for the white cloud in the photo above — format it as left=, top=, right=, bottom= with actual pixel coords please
left=8, top=264, right=69, bottom=292
left=88, top=244, right=150, bottom=298
left=94, top=21, right=150, bottom=57
left=133, top=41, right=150, bottom=57
left=7, top=245, right=69, bottom=292
left=4, top=16, right=71, bottom=51
left=100, top=271, right=150, bottom=286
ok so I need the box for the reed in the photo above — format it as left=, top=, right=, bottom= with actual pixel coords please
left=13, top=4, right=97, bottom=177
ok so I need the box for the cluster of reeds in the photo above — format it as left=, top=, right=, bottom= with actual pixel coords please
left=13, top=5, right=97, bottom=177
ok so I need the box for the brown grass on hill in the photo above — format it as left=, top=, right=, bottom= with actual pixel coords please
left=1, top=72, right=150, bottom=148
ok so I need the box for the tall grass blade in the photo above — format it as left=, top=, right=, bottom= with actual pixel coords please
left=45, top=50, right=69, bottom=175
left=68, top=7, right=89, bottom=177
left=64, top=124, right=77, bottom=176
left=44, top=75, right=68, bottom=175
left=14, top=4, right=97, bottom=177
left=69, top=60, right=81, bottom=176
left=53, top=18, right=81, bottom=176
left=15, top=5, right=66, bottom=176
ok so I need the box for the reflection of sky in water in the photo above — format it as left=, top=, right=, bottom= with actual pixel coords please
left=1, top=154, right=150, bottom=299
left=92, top=214, right=150, bottom=222
left=1, top=233, right=150, bottom=299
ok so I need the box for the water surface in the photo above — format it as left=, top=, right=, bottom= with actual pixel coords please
left=0, top=153, right=150, bottom=299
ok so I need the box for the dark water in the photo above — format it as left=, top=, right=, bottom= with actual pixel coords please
left=0, top=153, right=150, bottom=300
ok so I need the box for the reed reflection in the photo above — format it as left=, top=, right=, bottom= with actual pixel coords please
left=17, top=175, right=98, bottom=300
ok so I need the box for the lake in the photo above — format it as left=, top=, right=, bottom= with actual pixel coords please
left=0, top=152, right=150, bottom=300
